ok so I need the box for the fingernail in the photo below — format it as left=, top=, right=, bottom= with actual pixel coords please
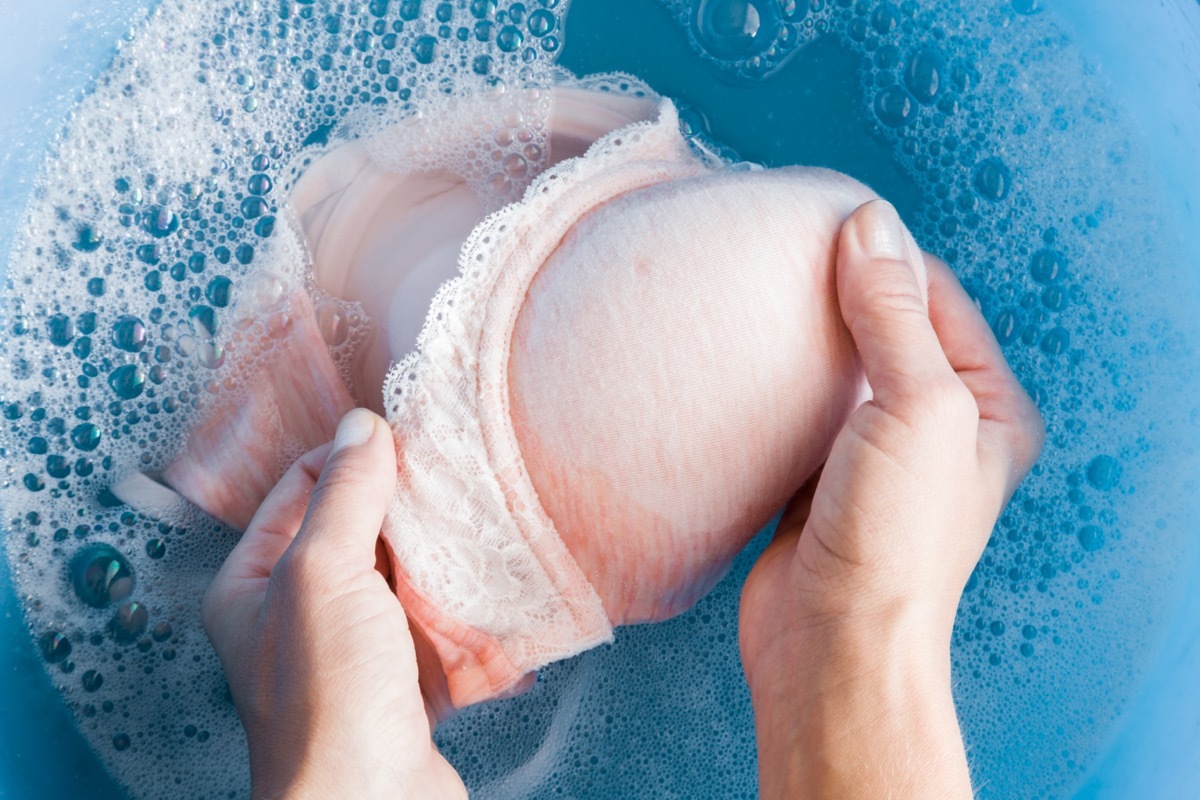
left=857, top=199, right=907, bottom=262
left=332, top=408, right=377, bottom=453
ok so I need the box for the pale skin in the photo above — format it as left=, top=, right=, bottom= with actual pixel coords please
left=202, top=200, right=1044, bottom=799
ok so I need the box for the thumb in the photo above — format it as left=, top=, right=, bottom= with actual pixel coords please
left=288, top=408, right=398, bottom=569
left=837, top=200, right=955, bottom=407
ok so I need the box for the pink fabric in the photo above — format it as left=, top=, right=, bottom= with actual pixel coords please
left=117, top=82, right=926, bottom=710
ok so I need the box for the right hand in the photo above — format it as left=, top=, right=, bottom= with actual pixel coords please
left=739, top=199, right=1045, bottom=798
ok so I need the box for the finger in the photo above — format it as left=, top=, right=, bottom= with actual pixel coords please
left=287, top=408, right=398, bottom=569
left=924, top=256, right=1045, bottom=490
left=202, top=442, right=335, bottom=648
left=837, top=200, right=957, bottom=408
left=206, top=443, right=333, bottom=593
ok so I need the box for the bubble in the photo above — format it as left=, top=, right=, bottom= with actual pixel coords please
left=47, top=314, right=75, bottom=347
left=152, top=621, right=173, bottom=642
left=145, top=539, right=167, bottom=560
left=39, top=631, right=72, bottom=663
left=1077, top=525, right=1106, bottom=552
left=112, top=316, right=148, bottom=353
left=316, top=303, right=349, bottom=346
left=140, top=206, right=180, bottom=239
left=1012, top=0, right=1042, bottom=14
left=870, top=3, right=900, bottom=35
left=109, top=601, right=150, bottom=644
left=72, top=224, right=104, bottom=253
left=1040, top=326, right=1070, bottom=355
left=108, top=365, right=147, bottom=399
left=693, top=0, right=777, bottom=60
left=904, top=47, right=946, bottom=105
left=496, top=24, right=524, bottom=52
left=188, top=306, right=218, bottom=337
left=973, top=157, right=1013, bottom=201
left=413, top=34, right=438, bottom=64
left=206, top=276, right=234, bottom=307
left=527, top=8, right=556, bottom=36
left=470, top=0, right=496, bottom=19
left=1087, top=455, right=1122, bottom=491
left=82, top=669, right=105, bottom=692
left=70, top=422, right=102, bottom=451
left=198, top=341, right=226, bottom=370
left=240, top=196, right=269, bottom=219
left=70, top=544, right=135, bottom=608
left=1030, top=248, right=1067, bottom=283
left=247, top=174, right=273, bottom=196
left=874, top=85, right=918, bottom=128
left=112, top=733, right=131, bottom=752
left=87, top=277, right=106, bottom=297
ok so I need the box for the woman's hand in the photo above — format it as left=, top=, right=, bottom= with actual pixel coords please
left=739, top=200, right=1044, bottom=799
left=202, top=409, right=466, bottom=800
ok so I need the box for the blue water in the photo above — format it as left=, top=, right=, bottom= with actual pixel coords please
left=2, top=1, right=1200, bottom=798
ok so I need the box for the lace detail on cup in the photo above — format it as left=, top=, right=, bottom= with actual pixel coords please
left=380, top=98, right=710, bottom=679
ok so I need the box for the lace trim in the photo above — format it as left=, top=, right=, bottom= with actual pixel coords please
left=380, top=97, right=710, bottom=679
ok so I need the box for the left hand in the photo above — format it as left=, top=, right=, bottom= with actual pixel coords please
left=202, top=408, right=466, bottom=800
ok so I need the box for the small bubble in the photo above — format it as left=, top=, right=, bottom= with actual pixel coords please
left=527, top=8, right=556, bottom=36
left=112, top=315, right=148, bottom=353
left=82, top=669, right=104, bottom=692
left=109, top=601, right=150, bottom=644
left=694, top=0, right=778, bottom=59
left=198, top=341, right=226, bottom=370
left=188, top=306, right=218, bottom=337
left=317, top=303, right=349, bottom=346
left=206, top=276, right=234, bottom=307
left=39, top=631, right=72, bottom=663
left=973, top=157, right=1013, bottom=201
left=140, top=206, right=180, bottom=239
left=145, top=538, right=167, bottom=559
left=241, top=196, right=269, bottom=219
left=1086, top=455, right=1122, bottom=491
left=152, top=621, right=173, bottom=642
left=496, top=24, right=524, bottom=52
left=904, top=47, right=945, bottom=104
left=874, top=85, right=917, bottom=128
left=71, top=543, right=135, bottom=608
left=73, top=225, right=104, bottom=253
left=71, top=422, right=102, bottom=451
left=247, top=174, right=273, bottom=195
left=112, top=733, right=131, bottom=752
left=413, top=34, right=438, bottom=64
left=108, top=364, right=147, bottom=399
left=1030, top=249, right=1067, bottom=284
left=47, top=314, right=75, bottom=347
left=1077, top=525, right=1105, bottom=552
left=1039, top=327, right=1070, bottom=356
left=870, top=3, right=900, bottom=34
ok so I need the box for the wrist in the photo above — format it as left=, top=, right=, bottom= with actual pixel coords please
left=747, top=609, right=971, bottom=800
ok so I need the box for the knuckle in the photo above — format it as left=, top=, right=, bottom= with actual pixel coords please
left=856, top=267, right=926, bottom=319
left=909, top=377, right=978, bottom=430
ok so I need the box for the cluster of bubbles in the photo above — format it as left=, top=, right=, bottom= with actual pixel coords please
left=651, top=0, right=1195, bottom=796
left=0, top=0, right=580, bottom=796
left=0, top=0, right=1194, bottom=798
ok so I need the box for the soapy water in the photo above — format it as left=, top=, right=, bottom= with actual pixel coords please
left=0, top=0, right=1197, bottom=798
